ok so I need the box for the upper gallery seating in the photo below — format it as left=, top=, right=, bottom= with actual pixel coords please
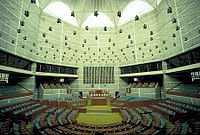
left=179, top=84, right=200, bottom=94
left=129, top=82, right=156, bottom=88
left=42, top=83, right=51, bottom=89
left=168, top=84, right=200, bottom=94
left=142, top=82, right=149, bottom=88
left=0, top=85, right=29, bottom=96
left=135, top=83, right=143, bottom=88
left=42, top=96, right=84, bottom=103
left=116, top=96, right=153, bottom=102
left=42, top=83, right=69, bottom=89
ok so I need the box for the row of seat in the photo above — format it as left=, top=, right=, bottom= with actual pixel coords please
left=35, top=108, right=71, bottom=130
left=111, top=102, right=124, bottom=106
left=119, top=109, right=128, bottom=123
left=1, top=101, right=35, bottom=113
left=116, top=96, right=153, bottom=102
left=67, top=123, right=132, bottom=134
left=42, top=97, right=84, bottom=104
left=141, top=113, right=152, bottom=127
left=13, top=122, right=20, bottom=135
left=154, top=112, right=165, bottom=128
left=0, top=118, right=31, bottom=135
left=19, top=121, right=31, bottom=135
left=58, top=109, right=69, bottom=125
left=67, top=110, right=76, bottom=124
left=32, top=105, right=164, bottom=135
left=136, top=107, right=145, bottom=113
left=77, top=122, right=122, bottom=129
left=158, top=102, right=187, bottom=113
left=129, top=82, right=156, bottom=88
left=122, top=109, right=131, bottom=123
left=13, top=103, right=41, bottom=115
left=180, top=122, right=189, bottom=134
left=152, top=104, right=176, bottom=116
left=51, top=108, right=66, bottom=126
left=1, top=98, right=199, bottom=135
left=141, top=106, right=153, bottom=113
left=169, top=120, right=182, bottom=135
left=25, top=105, right=47, bottom=116
left=165, top=99, right=200, bottom=112
left=43, top=83, right=68, bottom=89
left=112, top=98, right=161, bottom=108
left=129, top=108, right=142, bottom=125
left=0, top=118, right=11, bottom=135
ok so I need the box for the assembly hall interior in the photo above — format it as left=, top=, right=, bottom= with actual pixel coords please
left=0, top=0, right=200, bottom=135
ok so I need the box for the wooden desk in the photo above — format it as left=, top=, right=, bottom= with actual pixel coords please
left=91, top=99, right=107, bottom=106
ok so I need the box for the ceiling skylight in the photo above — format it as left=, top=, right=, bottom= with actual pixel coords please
left=43, top=2, right=78, bottom=26
left=118, top=0, right=154, bottom=26
left=36, top=0, right=39, bottom=8
left=157, top=0, right=162, bottom=5
left=82, top=12, right=114, bottom=28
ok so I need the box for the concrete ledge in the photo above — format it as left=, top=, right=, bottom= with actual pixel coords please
left=120, top=70, right=163, bottom=77
left=0, top=65, right=33, bottom=75
left=35, top=72, right=78, bottom=78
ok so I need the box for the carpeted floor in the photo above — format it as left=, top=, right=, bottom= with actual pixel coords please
left=76, top=113, right=122, bottom=125
left=77, top=106, right=122, bottom=125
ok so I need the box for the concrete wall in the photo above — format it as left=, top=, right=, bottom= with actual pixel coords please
left=0, top=0, right=40, bottom=61
left=157, top=0, right=200, bottom=60
left=38, top=84, right=71, bottom=100
left=130, top=83, right=160, bottom=99
left=70, top=66, right=121, bottom=98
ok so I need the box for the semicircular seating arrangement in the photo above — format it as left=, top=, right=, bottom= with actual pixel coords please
left=0, top=98, right=200, bottom=135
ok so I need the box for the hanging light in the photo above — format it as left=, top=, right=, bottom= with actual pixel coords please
left=73, top=31, right=76, bottom=35
left=20, top=21, right=25, bottom=26
left=17, top=29, right=21, bottom=33
left=45, top=39, right=48, bottom=43
left=31, top=0, right=36, bottom=4
left=143, top=24, right=147, bottom=29
left=119, top=29, right=122, bottom=33
left=71, top=11, right=75, bottom=17
left=117, top=11, right=121, bottom=17
left=24, top=11, right=29, bottom=17
left=104, top=26, right=107, bottom=31
left=49, top=27, right=52, bottom=31
left=172, top=18, right=176, bottom=24
left=85, top=26, right=89, bottom=30
left=176, top=26, right=180, bottom=31
left=42, top=33, right=46, bottom=37
left=57, top=18, right=61, bottom=23
left=94, top=11, right=98, bottom=17
left=167, top=7, right=172, bottom=13
left=135, top=15, right=139, bottom=21
left=130, top=40, right=133, bottom=44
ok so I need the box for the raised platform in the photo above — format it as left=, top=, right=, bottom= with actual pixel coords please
left=86, top=109, right=112, bottom=114
left=76, top=106, right=122, bottom=125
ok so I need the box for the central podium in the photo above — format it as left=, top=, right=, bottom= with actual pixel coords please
left=88, top=89, right=110, bottom=106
